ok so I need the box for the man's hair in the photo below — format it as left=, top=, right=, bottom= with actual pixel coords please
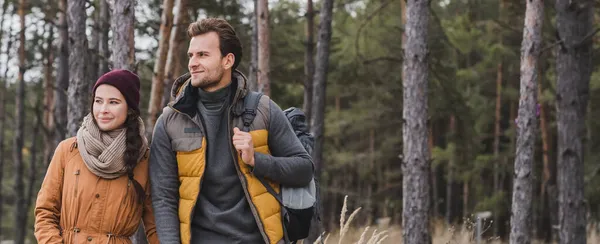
left=187, top=18, right=242, bottom=70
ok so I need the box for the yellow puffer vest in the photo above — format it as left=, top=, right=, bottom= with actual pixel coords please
left=166, top=71, right=283, bottom=244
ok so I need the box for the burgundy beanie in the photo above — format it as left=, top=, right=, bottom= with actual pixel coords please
left=93, top=69, right=141, bottom=112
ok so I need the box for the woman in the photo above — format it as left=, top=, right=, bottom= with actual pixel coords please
left=34, top=69, right=158, bottom=244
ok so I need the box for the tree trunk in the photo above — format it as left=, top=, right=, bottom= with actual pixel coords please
left=555, top=0, right=593, bottom=243
left=43, top=22, right=55, bottom=166
left=303, top=0, right=315, bottom=127
left=98, top=0, right=110, bottom=76
left=54, top=0, right=69, bottom=143
left=147, top=0, right=175, bottom=138
left=25, top=108, right=42, bottom=235
left=402, top=0, right=431, bottom=243
left=306, top=0, right=333, bottom=242
left=310, top=0, right=333, bottom=189
left=429, top=124, right=438, bottom=219
left=509, top=0, right=543, bottom=242
left=463, top=180, right=469, bottom=219
left=365, top=129, right=375, bottom=225
left=162, top=0, right=189, bottom=107
left=538, top=64, right=556, bottom=243
left=248, top=0, right=259, bottom=92
left=112, top=0, right=136, bottom=70
left=89, top=6, right=100, bottom=82
left=0, top=1, right=11, bottom=239
left=257, top=0, right=270, bottom=96
left=446, top=115, right=455, bottom=225
left=493, top=61, right=502, bottom=236
left=14, top=0, right=27, bottom=242
left=67, top=0, right=89, bottom=137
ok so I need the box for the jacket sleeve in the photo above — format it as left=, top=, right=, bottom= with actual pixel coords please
left=252, top=100, right=314, bottom=187
left=149, top=115, right=182, bottom=243
left=142, top=178, right=159, bottom=244
left=34, top=141, right=66, bottom=244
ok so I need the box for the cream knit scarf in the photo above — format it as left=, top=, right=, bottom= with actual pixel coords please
left=76, top=114, right=148, bottom=179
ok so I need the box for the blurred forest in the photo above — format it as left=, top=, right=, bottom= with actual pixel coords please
left=0, top=0, right=598, bottom=243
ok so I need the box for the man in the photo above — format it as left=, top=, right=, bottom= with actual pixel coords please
left=149, top=18, right=314, bottom=244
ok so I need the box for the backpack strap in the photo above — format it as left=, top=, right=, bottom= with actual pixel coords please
left=238, top=92, right=293, bottom=243
left=240, top=91, right=263, bottom=132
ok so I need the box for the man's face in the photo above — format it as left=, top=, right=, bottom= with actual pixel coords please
left=187, top=32, right=232, bottom=92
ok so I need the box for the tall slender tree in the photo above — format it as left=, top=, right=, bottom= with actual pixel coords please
left=0, top=1, right=12, bottom=241
left=510, top=0, right=543, bottom=241
left=257, top=0, right=270, bottom=96
left=162, top=0, right=189, bottom=107
left=98, top=0, right=110, bottom=76
left=148, top=0, right=175, bottom=136
left=308, top=0, right=334, bottom=241
left=112, top=0, right=136, bottom=70
left=14, top=0, right=27, bottom=242
left=555, top=0, right=594, bottom=243
left=303, top=0, right=315, bottom=127
left=401, top=0, right=431, bottom=243
left=67, top=0, right=89, bottom=137
left=54, top=0, right=69, bottom=143
left=248, top=0, right=259, bottom=92
left=43, top=19, right=55, bottom=166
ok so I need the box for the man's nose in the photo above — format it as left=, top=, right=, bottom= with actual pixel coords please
left=189, top=57, right=200, bottom=69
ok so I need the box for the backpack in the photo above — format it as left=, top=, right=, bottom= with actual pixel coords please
left=238, top=91, right=317, bottom=243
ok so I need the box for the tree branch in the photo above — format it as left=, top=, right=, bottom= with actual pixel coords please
left=544, top=26, right=600, bottom=53
left=575, top=26, right=600, bottom=48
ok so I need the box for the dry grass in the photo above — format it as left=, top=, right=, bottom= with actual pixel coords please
left=306, top=195, right=600, bottom=244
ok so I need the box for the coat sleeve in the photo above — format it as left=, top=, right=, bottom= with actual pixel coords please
left=34, top=141, right=67, bottom=244
left=252, top=100, right=314, bottom=187
left=149, top=115, right=182, bottom=243
left=142, top=178, right=159, bottom=244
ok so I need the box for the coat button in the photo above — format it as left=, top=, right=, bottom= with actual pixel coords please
left=87, top=237, right=92, bottom=241
left=95, top=194, right=100, bottom=198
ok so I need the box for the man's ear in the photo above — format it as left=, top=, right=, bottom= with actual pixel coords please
left=223, top=53, right=235, bottom=70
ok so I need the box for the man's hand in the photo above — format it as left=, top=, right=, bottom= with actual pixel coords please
left=232, top=127, right=255, bottom=166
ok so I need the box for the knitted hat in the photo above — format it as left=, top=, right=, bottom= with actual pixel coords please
left=93, top=69, right=141, bottom=112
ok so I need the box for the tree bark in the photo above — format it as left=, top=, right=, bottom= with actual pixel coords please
left=25, top=108, right=42, bottom=236
left=303, top=0, right=315, bottom=128
left=162, top=0, right=189, bottom=107
left=147, top=0, right=175, bottom=138
left=54, top=0, right=69, bottom=143
left=306, top=0, right=334, bottom=242
left=429, top=124, right=438, bottom=218
left=43, top=21, right=55, bottom=166
left=14, top=0, right=27, bottom=242
left=0, top=1, right=12, bottom=239
left=555, top=0, right=593, bottom=243
left=402, top=0, right=431, bottom=243
left=112, top=0, right=136, bottom=70
left=493, top=61, right=502, bottom=236
left=446, top=115, right=455, bottom=225
left=98, top=0, right=110, bottom=76
left=248, top=0, right=259, bottom=92
left=257, top=0, right=270, bottom=96
left=310, top=0, right=333, bottom=186
left=89, top=5, right=100, bottom=83
left=509, top=0, right=543, bottom=242
left=67, top=0, right=89, bottom=137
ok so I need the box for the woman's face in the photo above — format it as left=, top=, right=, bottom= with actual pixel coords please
left=93, top=84, right=128, bottom=131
